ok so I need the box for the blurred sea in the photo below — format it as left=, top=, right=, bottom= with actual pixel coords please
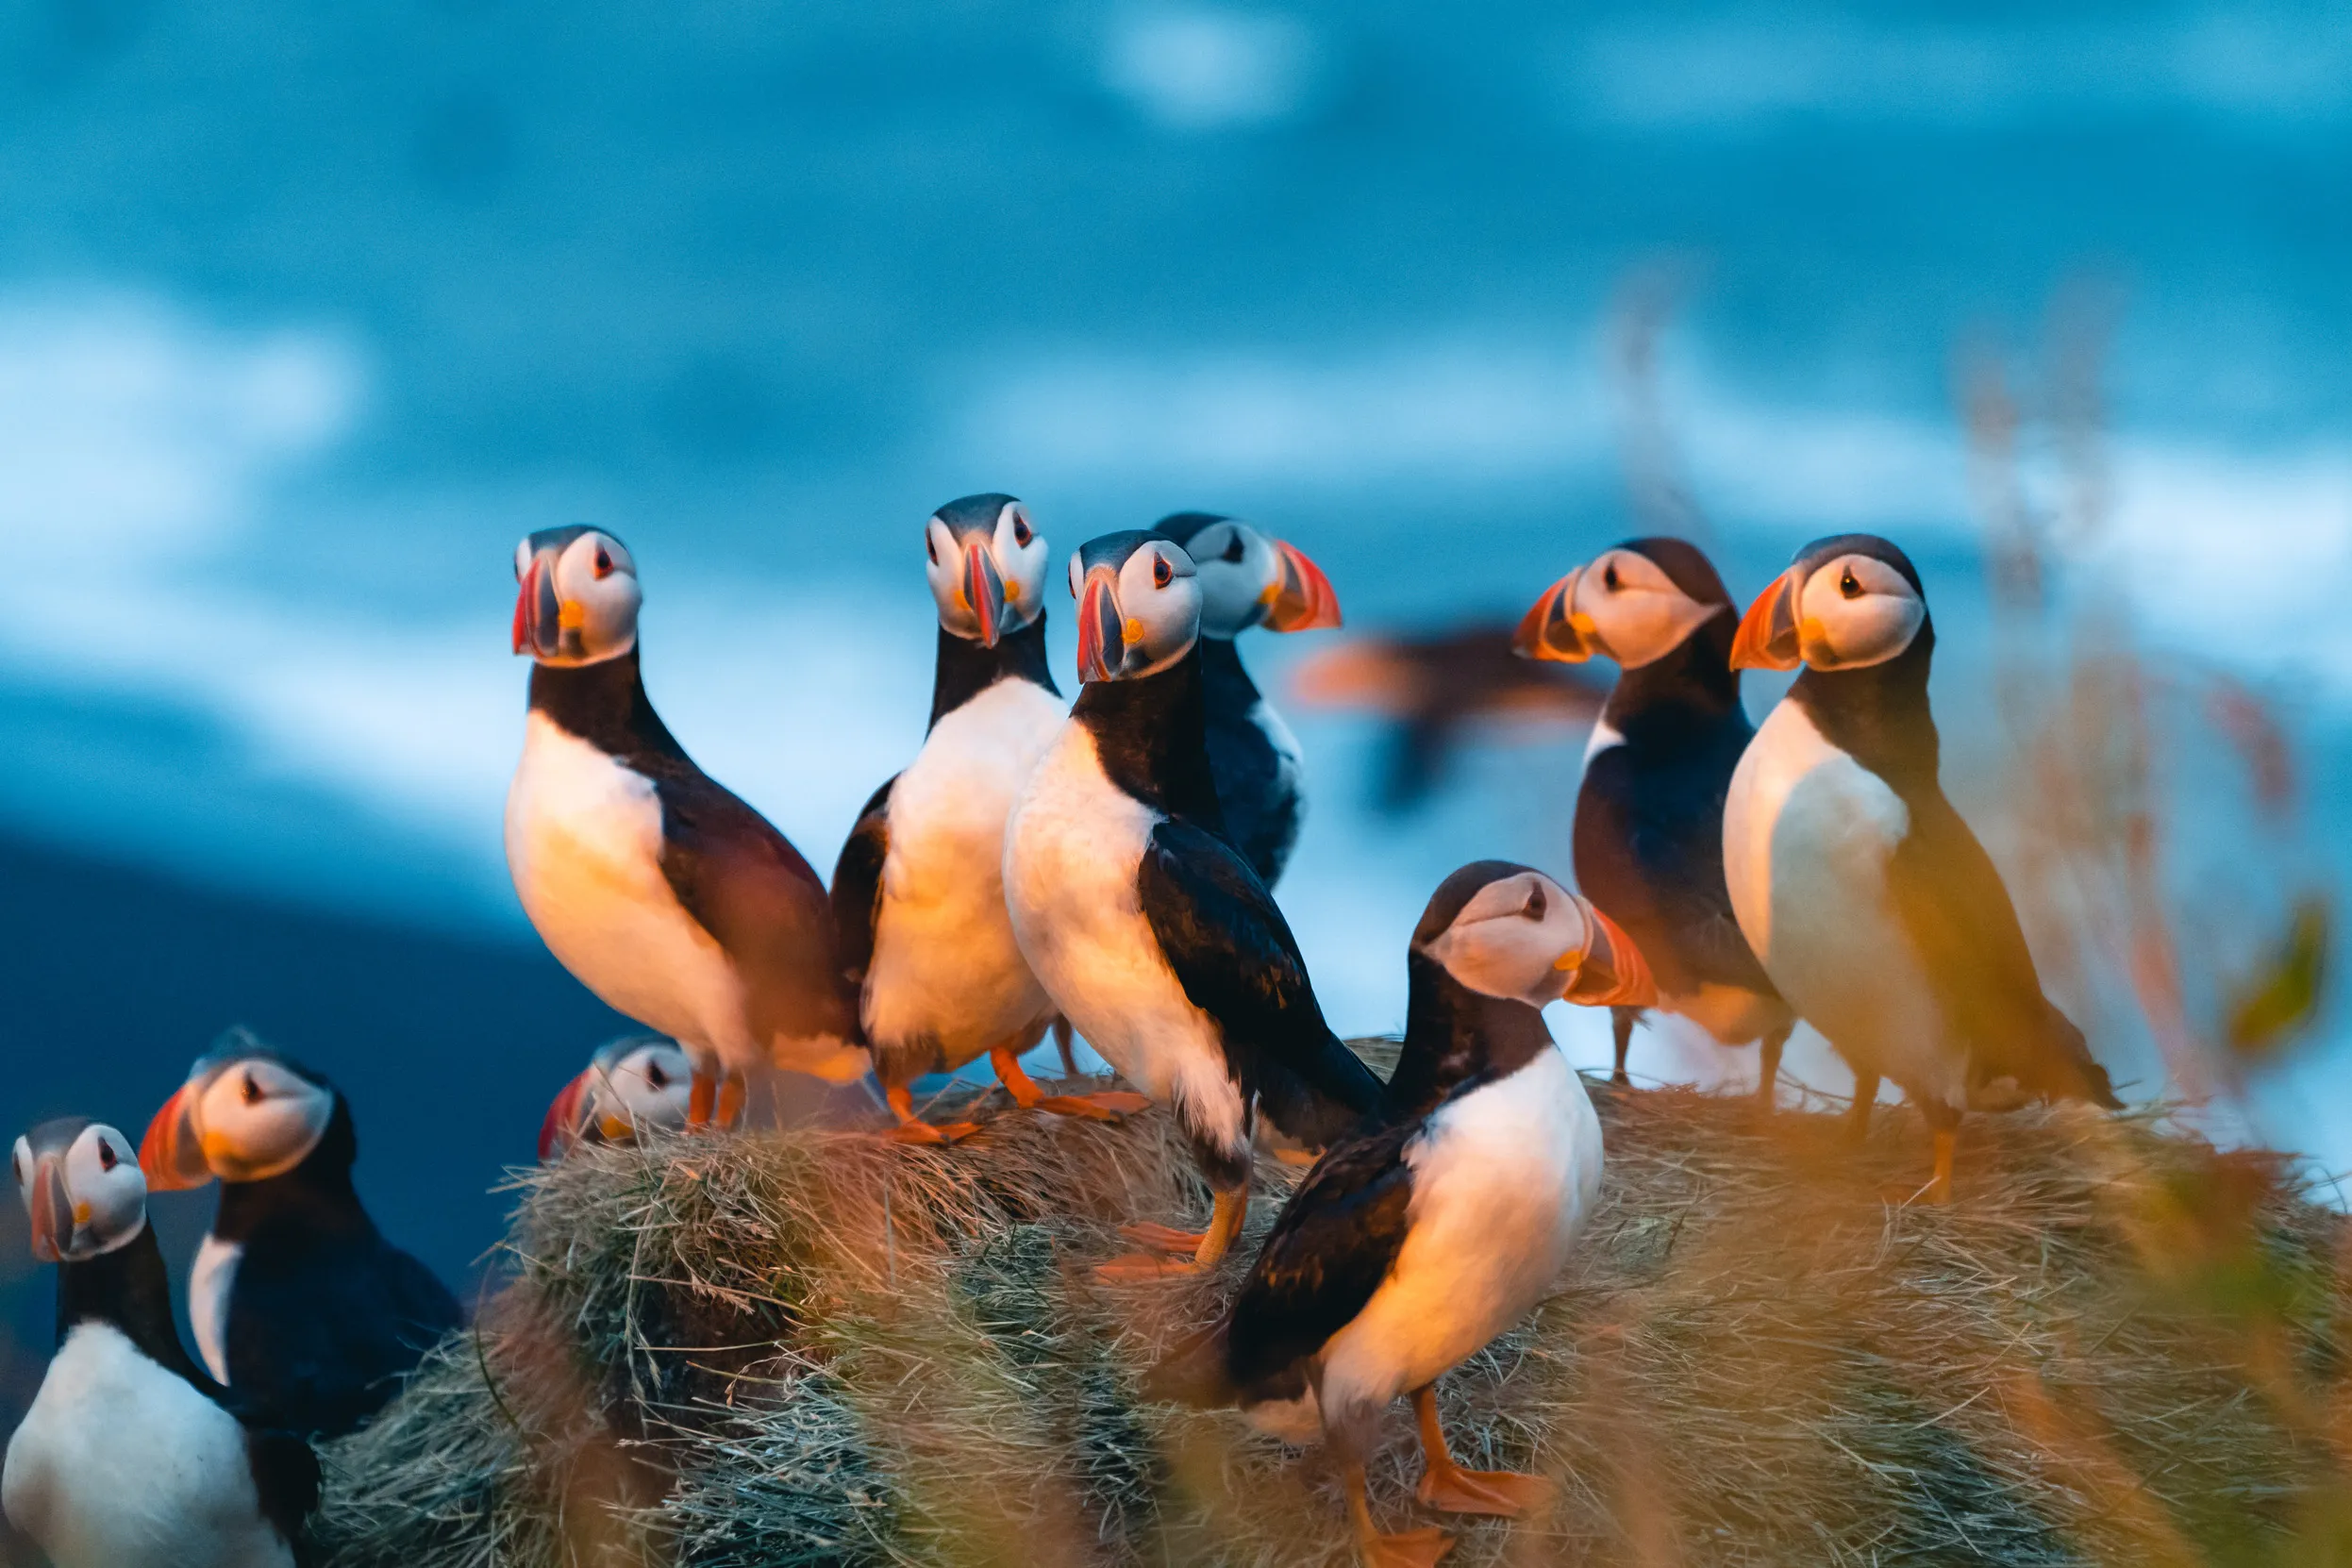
left=0, top=0, right=2347, bottom=1402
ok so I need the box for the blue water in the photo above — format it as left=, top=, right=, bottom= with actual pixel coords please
left=0, top=0, right=2347, bottom=1347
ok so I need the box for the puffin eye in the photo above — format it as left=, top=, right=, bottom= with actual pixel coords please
left=1152, top=554, right=1173, bottom=589
left=242, top=1072, right=263, bottom=1106
left=1522, top=884, right=1547, bottom=921
left=926, top=532, right=939, bottom=564
left=1603, top=563, right=1620, bottom=592
left=1012, top=512, right=1033, bottom=548
left=1840, top=568, right=1861, bottom=599
left=644, top=1059, right=668, bottom=1090
left=1223, top=533, right=1245, bottom=563
left=592, top=545, right=614, bottom=579
left=96, top=1139, right=117, bottom=1172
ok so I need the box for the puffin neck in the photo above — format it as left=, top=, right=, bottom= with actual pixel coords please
left=55, top=1224, right=209, bottom=1383
left=211, top=1100, right=372, bottom=1244
left=527, top=648, right=689, bottom=765
left=1604, top=611, right=1743, bottom=734
left=1193, top=634, right=1262, bottom=710
left=928, top=612, right=1059, bottom=731
left=1787, top=617, right=1941, bottom=786
left=1383, top=952, right=1556, bottom=1120
left=1071, top=645, right=1226, bottom=832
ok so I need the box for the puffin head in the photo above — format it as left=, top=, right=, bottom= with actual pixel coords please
left=1413, top=860, right=1657, bottom=1009
left=1151, top=512, right=1341, bottom=641
left=1514, top=537, right=1735, bottom=670
left=924, top=493, right=1049, bottom=647
left=539, top=1035, right=693, bottom=1161
left=511, top=525, right=642, bottom=666
left=1730, top=534, right=1930, bottom=675
left=1068, top=531, right=1203, bottom=683
left=13, top=1118, right=146, bottom=1263
left=140, top=1033, right=345, bottom=1193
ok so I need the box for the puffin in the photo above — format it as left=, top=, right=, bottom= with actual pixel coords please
left=539, top=1034, right=694, bottom=1159
left=1150, top=862, right=1652, bottom=1568
left=1003, top=530, right=1386, bottom=1277
left=1514, top=537, right=1796, bottom=1098
left=138, top=1038, right=464, bottom=1438
left=1721, top=533, right=2121, bottom=1201
left=505, top=525, right=868, bottom=1126
left=831, top=493, right=1142, bottom=1142
left=7, top=1117, right=318, bottom=1568
left=1145, top=512, right=1343, bottom=885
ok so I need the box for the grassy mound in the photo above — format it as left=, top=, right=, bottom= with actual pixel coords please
left=316, top=1052, right=2352, bottom=1567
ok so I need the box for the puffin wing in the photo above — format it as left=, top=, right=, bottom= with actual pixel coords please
left=645, top=762, right=860, bottom=1046
left=829, top=776, right=896, bottom=1000
left=1224, top=1117, right=1420, bottom=1397
left=1137, top=818, right=1385, bottom=1145
left=1576, top=748, right=1774, bottom=996
left=1886, top=790, right=2114, bottom=1104
left=242, top=1426, right=323, bottom=1562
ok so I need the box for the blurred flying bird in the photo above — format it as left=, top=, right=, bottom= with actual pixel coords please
left=832, top=495, right=1142, bottom=1142
left=2224, top=895, right=2330, bottom=1061
left=1290, top=624, right=1607, bottom=811
left=1515, top=538, right=1794, bottom=1097
left=504, top=525, right=867, bottom=1128
left=1723, top=534, right=2120, bottom=1204
left=1147, top=512, right=1343, bottom=885
left=1003, top=531, right=1384, bottom=1280
left=1148, top=861, right=1648, bottom=1568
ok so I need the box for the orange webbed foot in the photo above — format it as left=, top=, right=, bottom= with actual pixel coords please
left=1416, top=1467, right=1550, bottom=1519
left=1118, top=1221, right=1207, bottom=1256
left=1031, top=1092, right=1150, bottom=1122
left=886, top=1119, right=982, bottom=1146
left=1359, top=1526, right=1454, bottom=1568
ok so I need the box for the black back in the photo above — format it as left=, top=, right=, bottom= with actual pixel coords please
left=1070, top=646, right=1227, bottom=835
left=1196, top=636, right=1299, bottom=885
left=829, top=775, right=896, bottom=1011
left=1572, top=539, right=1775, bottom=998
left=215, top=1094, right=464, bottom=1438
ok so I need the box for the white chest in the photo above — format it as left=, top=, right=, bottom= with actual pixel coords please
left=504, top=713, right=746, bottom=1059
left=863, top=680, right=1064, bottom=1060
left=3, top=1324, right=288, bottom=1568
left=189, top=1237, right=241, bottom=1386
left=1003, top=726, right=1230, bottom=1116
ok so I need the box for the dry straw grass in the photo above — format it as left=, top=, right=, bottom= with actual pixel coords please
left=316, top=1050, right=2352, bottom=1568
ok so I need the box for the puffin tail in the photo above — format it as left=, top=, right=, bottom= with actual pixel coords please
left=1143, top=1322, right=1239, bottom=1410
left=1251, top=1028, right=1387, bottom=1151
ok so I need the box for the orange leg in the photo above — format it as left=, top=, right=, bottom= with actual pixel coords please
left=993, top=1047, right=1149, bottom=1121
left=881, top=1081, right=982, bottom=1146
left=713, top=1072, right=748, bottom=1129
left=1097, top=1188, right=1246, bottom=1283
left=687, top=1068, right=716, bottom=1128
left=1411, top=1386, right=1551, bottom=1518
left=1345, top=1462, right=1453, bottom=1568
left=1927, top=1126, right=1957, bottom=1206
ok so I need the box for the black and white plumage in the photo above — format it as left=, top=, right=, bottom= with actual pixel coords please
left=830, top=494, right=1134, bottom=1141
left=1515, top=537, right=1795, bottom=1095
left=1151, top=863, right=1649, bottom=1568
left=1723, top=533, right=2121, bottom=1201
left=1004, top=530, right=1384, bottom=1277
left=1147, top=512, right=1343, bottom=886
left=504, top=525, right=867, bottom=1128
left=138, top=1042, right=463, bottom=1439
left=7, top=1117, right=318, bottom=1568
left=539, top=1035, right=694, bottom=1160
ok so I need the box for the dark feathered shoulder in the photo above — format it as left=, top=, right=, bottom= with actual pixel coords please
left=1885, top=787, right=2118, bottom=1108
left=243, top=1426, right=323, bottom=1565
left=1136, top=819, right=1383, bottom=1146
left=645, top=763, right=859, bottom=1045
left=830, top=776, right=896, bottom=998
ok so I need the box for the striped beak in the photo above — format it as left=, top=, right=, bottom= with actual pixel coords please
left=539, top=1067, right=595, bottom=1162
left=1074, top=566, right=1125, bottom=683
left=1261, top=540, right=1342, bottom=632
left=511, top=548, right=565, bottom=659
left=1555, top=903, right=1657, bottom=1009
left=138, top=1083, right=214, bottom=1193
left=1512, top=566, right=1598, bottom=662
left=1729, top=567, right=1805, bottom=672
left=965, top=542, right=1007, bottom=648
left=25, top=1155, right=70, bottom=1264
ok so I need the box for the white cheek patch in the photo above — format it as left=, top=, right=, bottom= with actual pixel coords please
left=1576, top=561, right=1723, bottom=670
left=1424, top=875, right=1585, bottom=1005
left=193, top=1073, right=334, bottom=1181
left=1800, top=559, right=1926, bottom=670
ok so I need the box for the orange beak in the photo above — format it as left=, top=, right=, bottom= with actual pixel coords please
left=539, top=1067, right=594, bottom=1162
left=964, top=542, right=1006, bottom=648
left=1728, top=567, right=1805, bottom=671
left=138, top=1084, right=214, bottom=1193
left=1558, top=905, right=1658, bottom=1009
left=1262, top=541, right=1343, bottom=632
left=1074, top=566, right=1124, bottom=683
left=25, top=1156, right=69, bottom=1263
left=1511, top=566, right=1596, bottom=662
left=512, top=550, right=563, bottom=659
